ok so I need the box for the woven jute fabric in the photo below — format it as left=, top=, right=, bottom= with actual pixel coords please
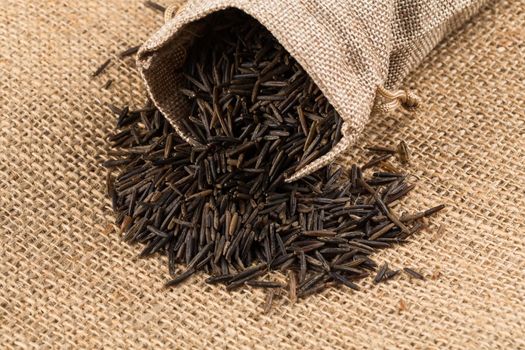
left=137, top=0, right=487, bottom=181
left=1, top=0, right=524, bottom=349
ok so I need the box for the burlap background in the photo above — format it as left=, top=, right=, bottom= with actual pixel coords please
left=0, top=0, right=523, bottom=349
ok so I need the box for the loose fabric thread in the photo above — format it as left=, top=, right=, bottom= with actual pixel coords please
left=164, top=4, right=180, bottom=22
left=374, top=86, right=421, bottom=113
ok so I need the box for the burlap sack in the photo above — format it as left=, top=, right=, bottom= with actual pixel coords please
left=1, top=0, right=524, bottom=349
left=137, top=0, right=487, bottom=181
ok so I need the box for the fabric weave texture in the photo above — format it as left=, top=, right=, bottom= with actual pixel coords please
left=0, top=0, right=524, bottom=349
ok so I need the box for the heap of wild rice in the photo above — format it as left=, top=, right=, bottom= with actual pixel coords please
left=102, top=12, right=444, bottom=307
